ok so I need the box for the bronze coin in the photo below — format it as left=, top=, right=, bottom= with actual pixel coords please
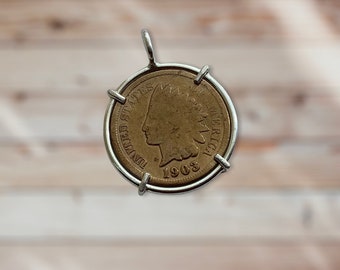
left=109, top=67, right=231, bottom=188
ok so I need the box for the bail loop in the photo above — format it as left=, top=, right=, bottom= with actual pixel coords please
left=141, top=29, right=157, bottom=67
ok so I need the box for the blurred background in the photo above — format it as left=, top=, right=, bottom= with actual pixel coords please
left=0, top=0, right=340, bottom=269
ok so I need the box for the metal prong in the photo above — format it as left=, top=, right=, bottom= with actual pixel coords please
left=107, top=89, right=126, bottom=104
left=214, top=154, right=230, bottom=172
left=138, top=173, right=150, bottom=196
left=194, top=65, right=210, bottom=85
left=141, top=29, right=157, bottom=67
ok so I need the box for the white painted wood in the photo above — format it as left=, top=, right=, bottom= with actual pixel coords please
left=0, top=1, right=339, bottom=269
left=0, top=0, right=339, bottom=43
left=0, top=244, right=339, bottom=270
left=0, top=142, right=339, bottom=188
left=0, top=43, right=340, bottom=95
left=0, top=190, right=339, bottom=240
left=1, top=89, right=339, bottom=143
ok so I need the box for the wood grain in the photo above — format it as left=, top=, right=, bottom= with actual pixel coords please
left=1, top=44, right=340, bottom=94
left=0, top=1, right=340, bottom=268
left=0, top=244, right=340, bottom=270
left=0, top=0, right=339, bottom=44
left=1, top=90, right=339, bottom=143
left=0, top=190, right=339, bottom=240
left=1, top=141, right=339, bottom=188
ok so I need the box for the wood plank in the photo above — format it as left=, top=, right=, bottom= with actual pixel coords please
left=0, top=244, right=339, bottom=270
left=1, top=0, right=339, bottom=44
left=0, top=43, right=340, bottom=93
left=0, top=141, right=339, bottom=188
left=1, top=3, right=340, bottom=269
left=0, top=190, right=339, bottom=240
left=1, top=89, right=339, bottom=143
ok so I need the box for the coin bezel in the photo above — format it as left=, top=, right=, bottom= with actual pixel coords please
left=104, top=62, right=238, bottom=194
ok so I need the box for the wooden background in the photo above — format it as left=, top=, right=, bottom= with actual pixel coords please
left=0, top=0, right=340, bottom=269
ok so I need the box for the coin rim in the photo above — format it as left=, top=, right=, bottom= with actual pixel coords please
left=104, top=63, right=238, bottom=194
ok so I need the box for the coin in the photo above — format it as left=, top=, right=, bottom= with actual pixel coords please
left=109, top=68, right=231, bottom=187
left=104, top=30, right=238, bottom=194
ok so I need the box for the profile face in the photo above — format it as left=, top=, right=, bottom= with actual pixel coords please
left=142, top=84, right=209, bottom=167
left=142, top=101, right=168, bottom=145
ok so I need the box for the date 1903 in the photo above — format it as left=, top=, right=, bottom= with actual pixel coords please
left=163, top=161, right=200, bottom=178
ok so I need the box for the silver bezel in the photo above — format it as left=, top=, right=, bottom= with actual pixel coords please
left=103, top=30, right=238, bottom=194
left=104, top=63, right=238, bottom=194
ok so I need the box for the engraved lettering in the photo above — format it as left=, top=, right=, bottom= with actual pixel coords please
left=120, top=113, right=129, bottom=121
left=119, top=125, right=147, bottom=169
left=128, top=93, right=138, bottom=105
left=162, top=162, right=200, bottom=179
left=170, top=167, right=179, bottom=177
left=203, top=107, right=222, bottom=156
left=190, top=161, right=200, bottom=172
left=119, top=125, right=128, bottom=132
left=212, top=128, right=220, bottom=135
left=180, top=165, right=190, bottom=175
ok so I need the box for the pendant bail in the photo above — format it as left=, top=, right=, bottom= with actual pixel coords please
left=141, top=29, right=157, bottom=68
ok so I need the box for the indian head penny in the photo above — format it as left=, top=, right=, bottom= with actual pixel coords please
left=104, top=30, right=238, bottom=194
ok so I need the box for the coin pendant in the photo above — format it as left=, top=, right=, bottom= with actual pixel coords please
left=104, top=30, right=238, bottom=194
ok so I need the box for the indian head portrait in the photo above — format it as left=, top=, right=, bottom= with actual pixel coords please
left=142, top=84, right=210, bottom=167
left=111, top=69, right=230, bottom=187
